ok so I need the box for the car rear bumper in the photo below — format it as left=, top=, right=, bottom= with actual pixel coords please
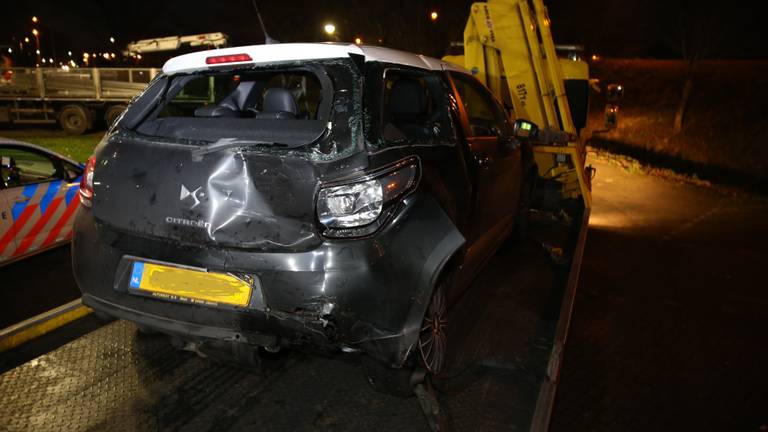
left=72, top=194, right=464, bottom=366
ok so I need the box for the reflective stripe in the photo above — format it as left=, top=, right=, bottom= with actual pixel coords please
left=39, top=180, right=63, bottom=214
left=65, top=181, right=80, bottom=205
left=11, top=184, right=38, bottom=221
left=12, top=197, right=63, bottom=257
left=41, top=197, right=79, bottom=247
left=0, top=205, right=37, bottom=254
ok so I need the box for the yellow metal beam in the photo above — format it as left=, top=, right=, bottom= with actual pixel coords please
left=0, top=299, right=92, bottom=353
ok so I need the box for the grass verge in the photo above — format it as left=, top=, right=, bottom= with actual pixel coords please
left=0, top=129, right=103, bottom=163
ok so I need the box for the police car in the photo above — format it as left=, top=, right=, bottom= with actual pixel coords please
left=0, top=138, right=83, bottom=266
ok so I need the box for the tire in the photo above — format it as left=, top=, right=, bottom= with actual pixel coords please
left=417, top=276, right=449, bottom=376
left=104, top=104, right=127, bottom=128
left=362, top=273, right=450, bottom=396
left=59, top=104, right=89, bottom=135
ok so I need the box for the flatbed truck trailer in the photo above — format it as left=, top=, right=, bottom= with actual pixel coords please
left=0, top=67, right=159, bottom=134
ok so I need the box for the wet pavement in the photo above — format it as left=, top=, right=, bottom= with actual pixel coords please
left=1, top=152, right=767, bottom=430
left=551, top=153, right=768, bottom=431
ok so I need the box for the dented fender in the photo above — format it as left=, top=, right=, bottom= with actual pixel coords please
left=348, top=194, right=465, bottom=366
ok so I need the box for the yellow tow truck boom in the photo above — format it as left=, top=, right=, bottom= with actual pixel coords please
left=444, top=0, right=593, bottom=209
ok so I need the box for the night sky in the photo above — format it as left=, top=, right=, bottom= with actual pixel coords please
left=3, top=0, right=766, bottom=66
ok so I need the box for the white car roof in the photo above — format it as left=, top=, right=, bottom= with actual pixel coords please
left=162, top=43, right=469, bottom=75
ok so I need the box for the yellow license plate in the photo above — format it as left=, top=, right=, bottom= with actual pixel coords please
left=129, top=261, right=252, bottom=307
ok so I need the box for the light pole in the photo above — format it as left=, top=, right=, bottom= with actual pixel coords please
left=31, top=28, right=40, bottom=65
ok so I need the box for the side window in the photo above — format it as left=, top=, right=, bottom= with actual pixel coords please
left=0, top=147, right=61, bottom=188
left=380, top=69, right=454, bottom=144
left=450, top=72, right=511, bottom=137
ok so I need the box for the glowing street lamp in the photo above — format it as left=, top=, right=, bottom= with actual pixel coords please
left=430, top=11, right=438, bottom=21
left=32, top=16, right=39, bottom=24
left=324, top=23, right=336, bottom=35
left=109, top=36, right=115, bottom=43
left=31, top=28, right=41, bottom=64
left=354, top=37, right=363, bottom=45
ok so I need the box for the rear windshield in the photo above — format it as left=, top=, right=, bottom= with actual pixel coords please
left=120, top=59, right=361, bottom=161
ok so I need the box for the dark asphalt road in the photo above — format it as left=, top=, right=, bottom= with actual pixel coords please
left=551, top=153, right=768, bottom=431
left=1, top=152, right=766, bottom=430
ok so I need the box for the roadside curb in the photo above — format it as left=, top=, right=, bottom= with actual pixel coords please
left=0, top=299, right=91, bottom=353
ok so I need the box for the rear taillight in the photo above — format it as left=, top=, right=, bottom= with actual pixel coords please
left=79, top=156, right=96, bottom=207
left=205, top=53, right=253, bottom=64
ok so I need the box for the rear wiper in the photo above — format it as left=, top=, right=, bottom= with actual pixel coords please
left=191, top=138, right=280, bottom=159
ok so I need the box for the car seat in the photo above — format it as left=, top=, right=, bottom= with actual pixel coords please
left=253, top=88, right=298, bottom=120
left=194, top=81, right=258, bottom=117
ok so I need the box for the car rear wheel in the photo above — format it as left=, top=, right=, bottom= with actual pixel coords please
left=362, top=273, right=450, bottom=396
left=419, top=278, right=448, bottom=375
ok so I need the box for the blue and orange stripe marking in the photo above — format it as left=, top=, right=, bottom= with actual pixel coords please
left=2, top=181, right=81, bottom=257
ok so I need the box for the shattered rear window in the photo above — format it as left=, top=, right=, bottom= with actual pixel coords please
left=123, top=59, right=362, bottom=161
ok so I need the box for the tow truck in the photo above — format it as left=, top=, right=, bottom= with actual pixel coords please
left=0, top=1, right=594, bottom=430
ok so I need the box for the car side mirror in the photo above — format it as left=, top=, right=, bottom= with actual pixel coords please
left=513, top=119, right=539, bottom=141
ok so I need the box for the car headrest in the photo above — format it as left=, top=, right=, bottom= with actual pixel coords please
left=227, top=81, right=256, bottom=110
left=389, top=79, right=426, bottom=117
left=262, top=88, right=298, bottom=116
left=194, top=81, right=257, bottom=117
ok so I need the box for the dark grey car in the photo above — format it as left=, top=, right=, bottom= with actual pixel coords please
left=72, top=44, right=534, bottom=395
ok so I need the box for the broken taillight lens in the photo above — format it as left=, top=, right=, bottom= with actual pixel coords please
left=79, top=155, right=96, bottom=207
left=205, top=54, right=253, bottom=64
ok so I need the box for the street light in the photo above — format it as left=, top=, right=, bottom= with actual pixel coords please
left=324, top=23, right=336, bottom=35
left=354, top=37, right=363, bottom=45
left=32, top=29, right=41, bottom=64
left=430, top=11, right=438, bottom=21
left=32, top=16, right=39, bottom=24
left=109, top=36, right=115, bottom=44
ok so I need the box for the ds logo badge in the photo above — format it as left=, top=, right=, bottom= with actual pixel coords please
left=180, top=184, right=204, bottom=209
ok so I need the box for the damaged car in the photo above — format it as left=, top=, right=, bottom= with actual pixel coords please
left=72, top=43, right=536, bottom=395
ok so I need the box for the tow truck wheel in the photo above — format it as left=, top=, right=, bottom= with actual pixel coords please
left=59, top=104, right=89, bottom=135
left=104, top=104, right=127, bottom=128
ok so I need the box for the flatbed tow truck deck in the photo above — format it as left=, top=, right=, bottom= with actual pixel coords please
left=0, top=211, right=586, bottom=432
